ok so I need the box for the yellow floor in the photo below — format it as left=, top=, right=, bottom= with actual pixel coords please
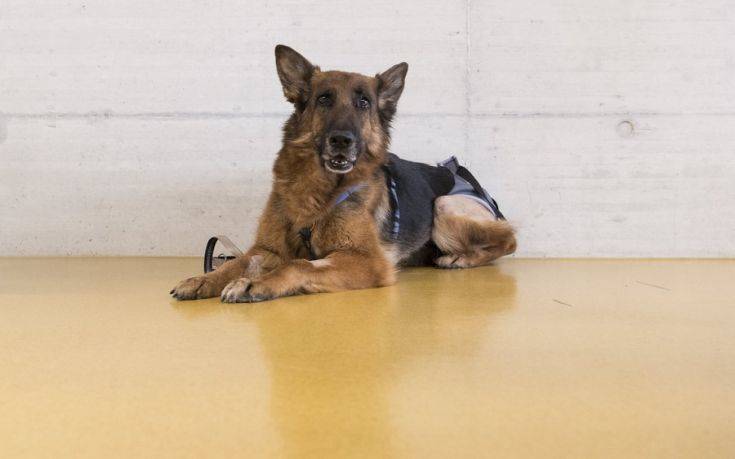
left=1, top=258, right=734, bottom=458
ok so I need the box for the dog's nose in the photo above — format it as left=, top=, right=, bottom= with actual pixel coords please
left=328, top=131, right=355, bottom=150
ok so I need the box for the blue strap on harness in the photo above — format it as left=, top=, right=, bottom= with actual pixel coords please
left=334, top=184, right=363, bottom=206
left=387, top=176, right=400, bottom=239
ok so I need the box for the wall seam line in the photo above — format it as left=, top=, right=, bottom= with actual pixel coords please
left=464, top=0, right=472, bottom=156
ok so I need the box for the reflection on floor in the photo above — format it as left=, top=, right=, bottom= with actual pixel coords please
left=1, top=258, right=734, bottom=457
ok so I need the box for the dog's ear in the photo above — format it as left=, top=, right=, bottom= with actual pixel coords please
left=377, top=62, right=408, bottom=118
left=275, top=45, right=316, bottom=105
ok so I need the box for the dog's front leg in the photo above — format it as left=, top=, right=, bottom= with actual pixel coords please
left=171, top=249, right=282, bottom=300
left=220, top=251, right=395, bottom=303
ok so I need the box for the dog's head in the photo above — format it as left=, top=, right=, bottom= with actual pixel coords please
left=275, top=45, right=408, bottom=175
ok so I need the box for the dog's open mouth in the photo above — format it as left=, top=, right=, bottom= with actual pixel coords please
left=325, top=157, right=355, bottom=174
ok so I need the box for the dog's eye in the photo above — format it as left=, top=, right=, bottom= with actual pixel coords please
left=357, top=96, right=370, bottom=110
left=317, top=94, right=332, bottom=106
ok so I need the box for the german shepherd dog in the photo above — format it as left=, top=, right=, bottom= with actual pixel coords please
left=171, top=45, right=516, bottom=303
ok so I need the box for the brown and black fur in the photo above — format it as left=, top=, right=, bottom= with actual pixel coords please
left=171, top=45, right=516, bottom=303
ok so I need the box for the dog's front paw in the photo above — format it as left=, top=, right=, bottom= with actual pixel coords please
left=170, top=275, right=221, bottom=300
left=221, top=278, right=251, bottom=303
left=221, top=278, right=275, bottom=303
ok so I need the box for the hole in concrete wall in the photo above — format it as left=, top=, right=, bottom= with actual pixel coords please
left=616, top=120, right=635, bottom=138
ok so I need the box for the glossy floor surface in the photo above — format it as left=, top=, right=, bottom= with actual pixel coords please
left=1, top=258, right=734, bottom=458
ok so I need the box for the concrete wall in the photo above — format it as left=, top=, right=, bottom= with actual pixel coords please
left=1, top=0, right=734, bottom=257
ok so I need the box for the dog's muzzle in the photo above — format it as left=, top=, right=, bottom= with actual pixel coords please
left=323, top=130, right=358, bottom=174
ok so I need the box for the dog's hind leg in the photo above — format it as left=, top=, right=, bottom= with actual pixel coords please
left=431, top=195, right=516, bottom=269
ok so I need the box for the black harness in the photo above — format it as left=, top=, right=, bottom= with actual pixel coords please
left=295, top=154, right=505, bottom=261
